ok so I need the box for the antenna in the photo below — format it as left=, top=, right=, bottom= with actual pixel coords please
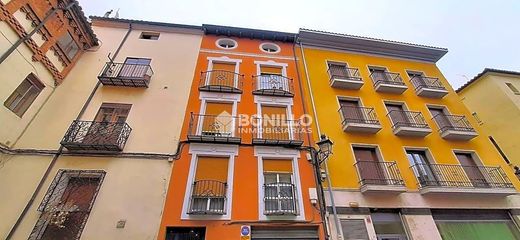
left=103, top=9, right=113, bottom=18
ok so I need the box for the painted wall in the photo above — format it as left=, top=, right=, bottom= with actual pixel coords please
left=297, top=46, right=520, bottom=191
left=158, top=35, right=323, bottom=239
left=458, top=73, right=520, bottom=167
left=0, top=20, right=202, bottom=239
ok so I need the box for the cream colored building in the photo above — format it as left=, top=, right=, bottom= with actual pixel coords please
left=457, top=68, right=520, bottom=170
left=0, top=16, right=202, bottom=239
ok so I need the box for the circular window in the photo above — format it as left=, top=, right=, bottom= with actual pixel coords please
left=260, top=43, right=280, bottom=53
left=216, top=38, right=237, bottom=49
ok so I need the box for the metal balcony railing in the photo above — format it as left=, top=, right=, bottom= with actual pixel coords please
left=370, top=71, right=405, bottom=86
left=98, top=62, right=154, bottom=87
left=251, top=118, right=303, bottom=146
left=327, top=65, right=362, bottom=83
left=387, top=110, right=429, bottom=129
left=252, top=75, right=294, bottom=97
left=339, top=106, right=380, bottom=126
left=187, top=113, right=242, bottom=143
left=410, top=163, right=514, bottom=189
left=264, top=182, right=298, bottom=215
left=432, top=114, right=475, bottom=133
left=354, top=161, right=404, bottom=186
left=199, top=70, right=243, bottom=93
left=410, top=76, right=446, bottom=91
left=60, top=120, right=132, bottom=151
left=188, top=180, right=227, bottom=215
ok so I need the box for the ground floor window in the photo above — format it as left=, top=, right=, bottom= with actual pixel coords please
left=165, top=227, right=206, bottom=240
left=433, top=210, right=520, bottom=240
left=371, top=210, right=408, bottom=240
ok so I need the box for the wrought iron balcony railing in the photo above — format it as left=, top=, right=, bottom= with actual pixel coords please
left=432, top=114, right=475, bottom=133
left=199, top=70, right=243, bottom=93
left=188, top=180, right=227, bottom=215
left=354, top=161, right=405, bottom=186
left=252, top=75, right=294, bottom=97
left=98, top=62, right=154, bottom=87
left=410, top=76, right=446, bottom=91
left=339, top=106, right=380, bottom=126
left=410, top=163, right=514, bottom=189
left=328, top=66, right=362, bottom=83
left=251, top=118, right=303, bottom=146
left=387, top=110, right=429, bottom=129
left=187, top=113, right=242, bottom=143
left=264, top=182, right=298, bottom=215
left=60, top=120, right=132, bottom=152
left=370, top=71, right=405, bottom=87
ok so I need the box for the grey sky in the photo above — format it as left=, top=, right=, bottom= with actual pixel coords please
left=80, top=0, right=520, bottom=88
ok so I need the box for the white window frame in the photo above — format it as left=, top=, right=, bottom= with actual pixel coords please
left=255, top=146, right=304, bottom=221
left=197, top=91, right=240, bottom=137
left=337, top=214, right=377, bottom=240
left=254, top=60, right=289, bottom=92
left=206, top=56, right=242, bottom=89
left=215, top=38, right=238, bottom=50
left=254, top=96, right=294, bottom=140
left=259, top=42, right=281, bottom=54
left=181, top=143, right=238, bottom=220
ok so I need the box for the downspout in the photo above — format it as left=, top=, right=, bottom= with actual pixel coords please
left=5, top=22, right=133, bottom=240
left=0, top=2, right=77, bottom=64
left=299, top=42, right=343, bottom=239
left=292, top=42, right=329, bottom=239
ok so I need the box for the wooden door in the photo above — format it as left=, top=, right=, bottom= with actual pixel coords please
left=370, top=68, right=388, bottom=82
left=456, top=153, right=489, bottom=187
left=354, top=147, right=385, bottom=185
left=339, top=100, right=363, bottom=122
left=409, top=72, right=426, bottom=87
left=83, top=104, right=131, bottom=145
left=386, top=104, right=408, bottom=126
left=429, top=108, right=452, bottom=130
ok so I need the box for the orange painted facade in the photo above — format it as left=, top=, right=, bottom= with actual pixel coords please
left=158, top=29, right=324, bottom=239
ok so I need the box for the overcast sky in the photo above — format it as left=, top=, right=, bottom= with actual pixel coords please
left=80, top=0, right=520, bottom=88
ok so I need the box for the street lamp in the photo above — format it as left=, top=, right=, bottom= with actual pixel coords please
left=316, top=134, right=333, bottom=164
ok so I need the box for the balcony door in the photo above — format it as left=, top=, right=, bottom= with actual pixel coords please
left=429, top=107, right=452, bottom=130
left=340, top=99, right=364, bottom=123
left=259, top=65, right=287, bottom=91
left=406, top=150, right=438, bottom=186
left=120, top=57, right=151, bottom=79
left=353, top=147, right=386, bottom=185
left=386, top=104, right=409, bottom=126
left=209, top=62, right=236, bottom=88
left=83, top=103, right=131, bottom=145
left=260, top=105, right=289, bottom=140
left=201, top=102, right=234, bottom=137
left=369, top=68, right=389, bottom=83
left=455, top=153, right=489, bottom=188
left=189, top=156, right=228, bottom=214
left=408, top=72, right=425, bottom=86
left=263, top=159, right=296, bottom=215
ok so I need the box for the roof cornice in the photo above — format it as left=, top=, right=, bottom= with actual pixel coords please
left=297, top=28, right=448, bottom=63
left=202, top=24, right=296, bottom=43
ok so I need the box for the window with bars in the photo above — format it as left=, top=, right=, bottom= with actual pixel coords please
left=263, top=159, right=297, bottom=215
left=29, top=170, right=105, bottom=240
left=4, top=73, right=44, bottom=117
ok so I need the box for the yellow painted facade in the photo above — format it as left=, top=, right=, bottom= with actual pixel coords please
left=299, top=47, right=519, bottom=190
left=458, top=70, right=520, bottom=168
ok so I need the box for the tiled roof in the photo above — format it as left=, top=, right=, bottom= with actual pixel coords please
left=456, top=68, right=520, bottom=93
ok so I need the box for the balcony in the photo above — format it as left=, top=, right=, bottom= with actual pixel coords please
left=187, top=113, right=241, bottom=144
left=328, top=66, right=364, bottom=89
left=188, top=180, right=227, bottom=215
left=252, top=75, right=294, bottom=97
left=387, top=110, right=432, bottom=137
left=98, top=62, right=153, bottom=87
left=60, top=120, right=132, bottom=152
left=252, top=118, right=303, bottom=146
left=432, top=114, right=478, bottom=141
left=339, top=106, right=382, bottom=134
left=264, top=182, right=298, bottom=215
left=199, top=70, right=243, bottom=93
left=411, top=164, right=516, bottom=196
left=354, top=161, right=406, bottom=193
left=370, top=71, right=408, bottom=94
left=410, top=76, right=448, bottom=98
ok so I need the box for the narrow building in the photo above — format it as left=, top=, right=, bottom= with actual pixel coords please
left=158, top=25, right=325, bottom=240
left=457, top=69, right=520, bottom=174
left=297, top=29, right=520, bottom=239
left=0, top=13, right=202, bottom=240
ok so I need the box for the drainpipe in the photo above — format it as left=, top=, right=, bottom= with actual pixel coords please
left=5, top=22, right=133, bottom=240
left=298, top=41, right=343, bottom=239
left=292, top=42, right=330, bottom=239
left=0, top=2, right=77, bottom=64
